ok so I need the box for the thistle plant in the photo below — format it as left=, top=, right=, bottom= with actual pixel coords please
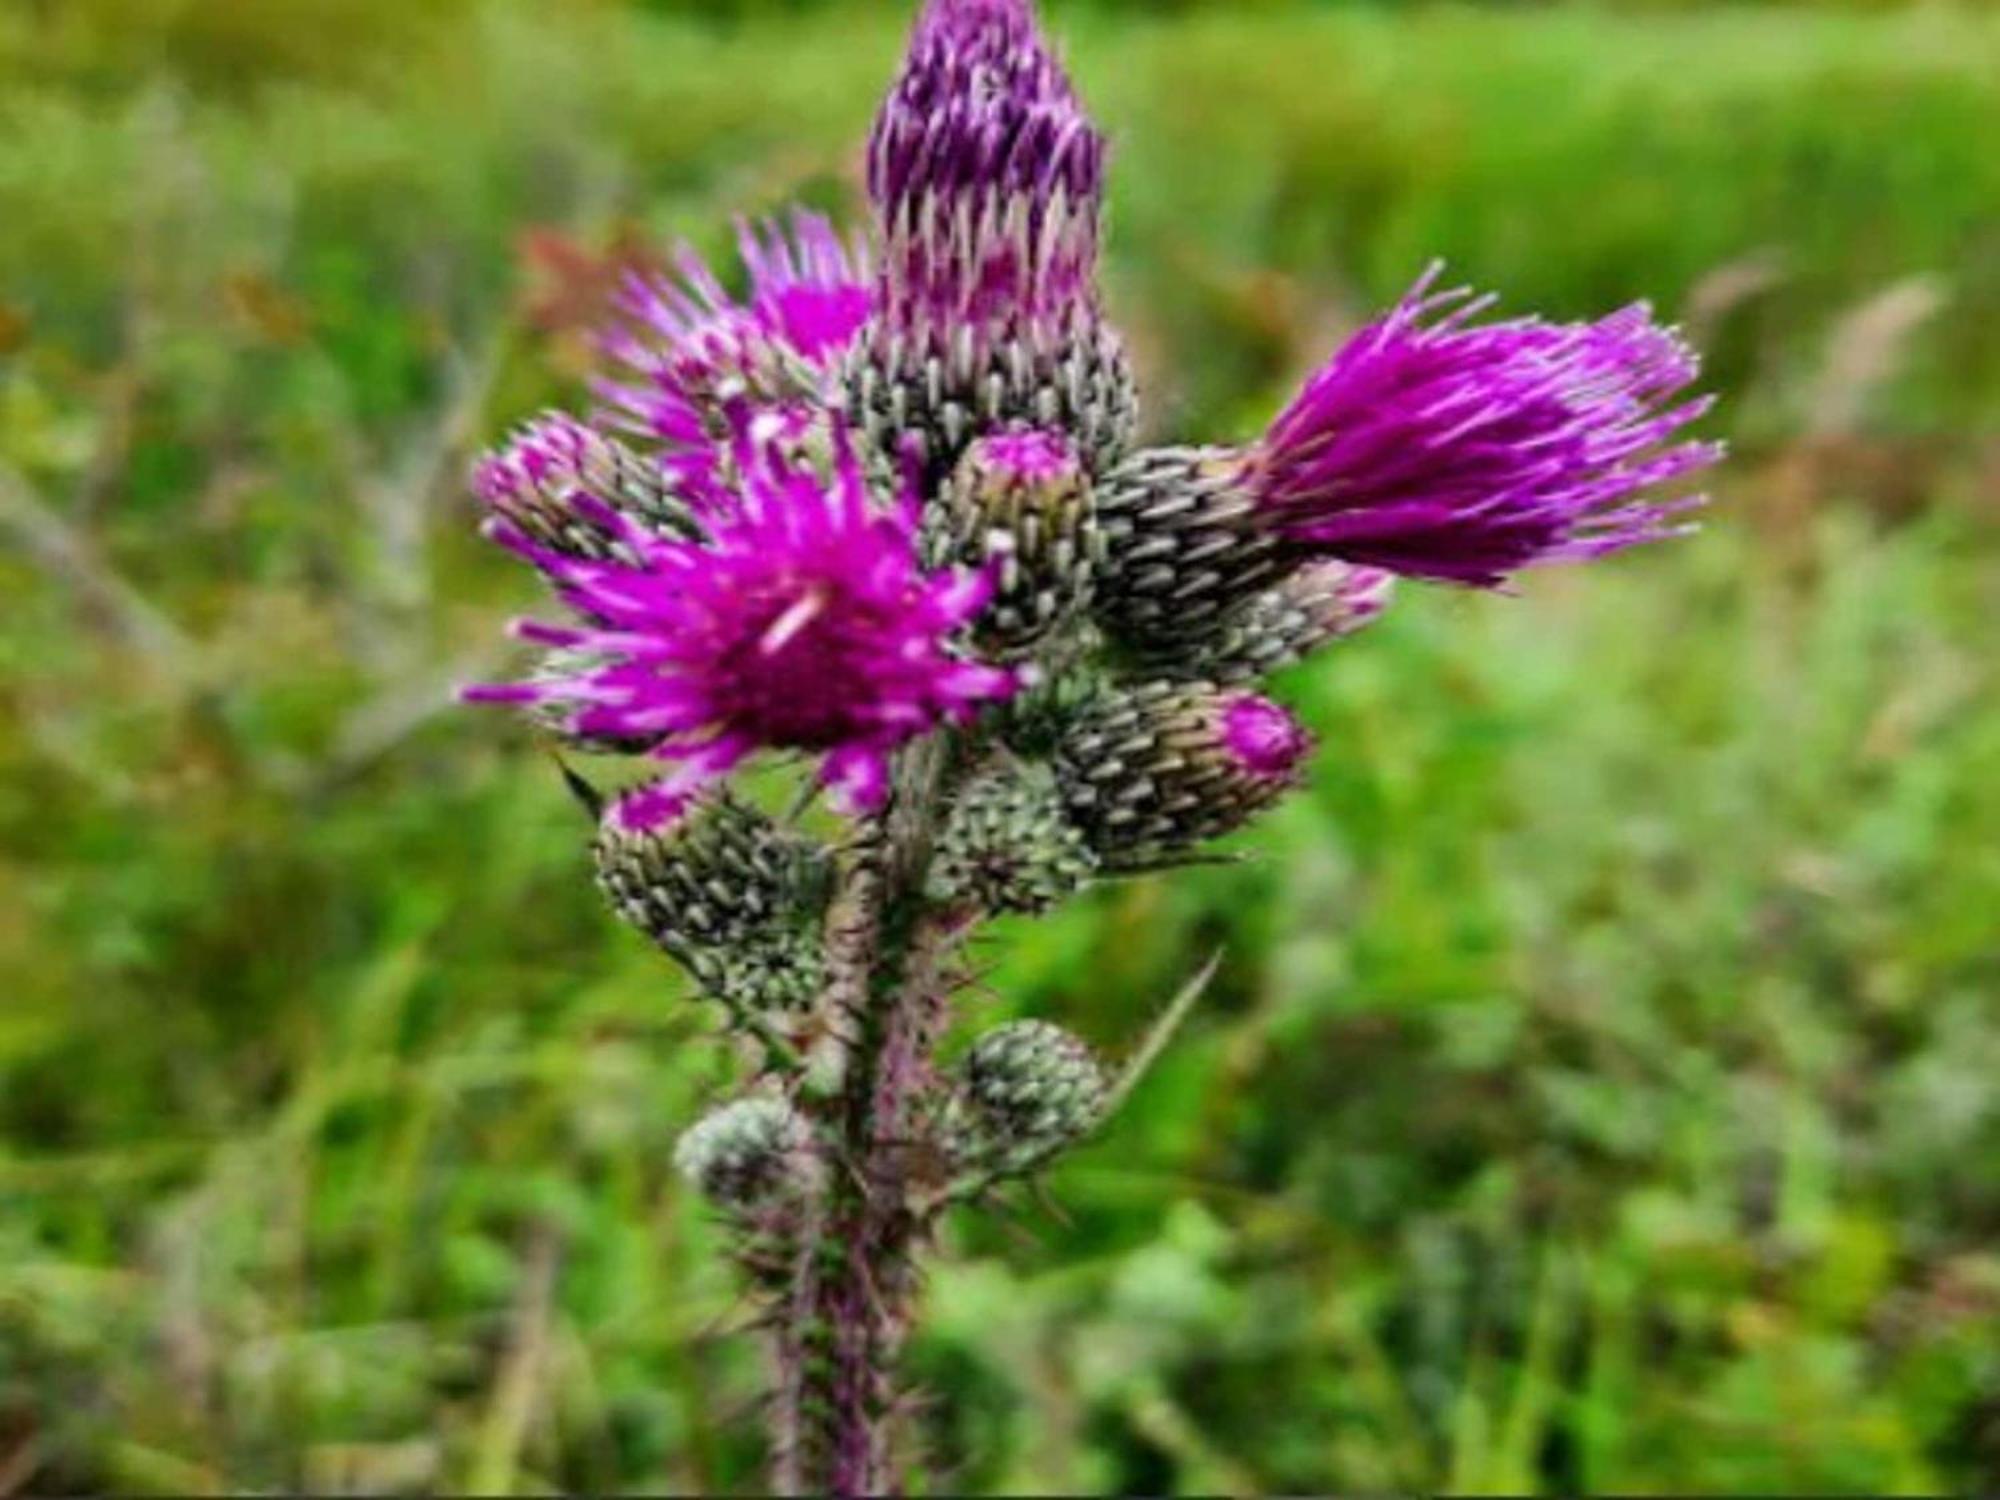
left=462, top=1, right=1719, bottom=1491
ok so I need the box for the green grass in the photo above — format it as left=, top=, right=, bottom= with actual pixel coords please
left=2, top=1, right=1997, bottom=1492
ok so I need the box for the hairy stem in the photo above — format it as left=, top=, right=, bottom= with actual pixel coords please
left=773, top=739, right=964, bottom=1496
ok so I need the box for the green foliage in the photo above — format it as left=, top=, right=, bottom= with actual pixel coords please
left=1, top=1, right=1996, bottom=1493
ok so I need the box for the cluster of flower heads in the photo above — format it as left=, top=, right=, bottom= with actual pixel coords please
left=465, top=0, right=1717, bottom=1056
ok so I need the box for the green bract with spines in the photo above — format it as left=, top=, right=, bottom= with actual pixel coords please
left=947, top=1020, right=1108, bottom=1177
left=1132, top=561, right=1394, bottom=685
left=926, top=427, right=1100, bottom=659
left=675, top=1097, right=818, bottom=1212
left=593, top=786, right=832, bottom=1013
left=927, top=762, right=1097, bottom=915
left=1090, top=446, right=1288, bottom=652
left=846, top=303, right=1139, bottom=483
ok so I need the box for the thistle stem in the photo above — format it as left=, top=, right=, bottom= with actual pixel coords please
left=774, top=739, right=963, bottom=1496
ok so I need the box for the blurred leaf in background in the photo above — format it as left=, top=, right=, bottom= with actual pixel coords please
left=1, top=0, right=1996, bottom=1493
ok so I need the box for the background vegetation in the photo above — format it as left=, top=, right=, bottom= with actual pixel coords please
left=2, top=0, right=1996, bottom=1492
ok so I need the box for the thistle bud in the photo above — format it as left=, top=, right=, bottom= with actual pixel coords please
left=949, top=1020, right=1107, bottom=1175
left=593, top=782, right=831, bottom=1012
left=1090, top=446, right=1290, bottom=654
left=852, top=0, right=1137, bottom=477
left=1137, top=562, right=1393, bottom=684
left=1053, top=681, right=1314, bottom=866
left=675, top=1097, right=817, bottom=1212
left=929, top=428, right=1098, bottom=656
left=928, top=763, right=1097, bottom=916
left=473, top=412, right=697, bottom=560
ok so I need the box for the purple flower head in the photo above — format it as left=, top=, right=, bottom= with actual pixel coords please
left=596, top=209, right=872, bottom=461
left=738, top=215, right=878, bottom=365
left=465, top=415, right=1020, bottom=814
left=1251, top=266, right=1722, bottom=588
left=1220, top=694, right=1313, bottom=782
left=867, top=0, right=1107, bottom=345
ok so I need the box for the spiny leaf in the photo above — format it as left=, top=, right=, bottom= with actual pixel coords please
left=1101, top=950, right=1225, bottom=1122
left=552, top=753, right=603, bottom=819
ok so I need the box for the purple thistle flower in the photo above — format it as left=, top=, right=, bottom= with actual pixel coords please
left=465, top=416, right=1019, bottom=813
left=595, top=209, right=873, bottom=456
left=737, top=215, right=878, bottom=365
left=458, top=7, right=1727, bottom=1490
left=1250, top=266, right=1722, bottom=588
left=867, top=0, right=1107, bottom=344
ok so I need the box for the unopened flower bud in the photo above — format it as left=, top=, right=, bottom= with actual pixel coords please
left=1137, top=562, right=1393, bottom=684
left=950, top=1020, right=1107, bottom=1174
left=472, top=412, right=697, bottom=560
left=593, top=782, right=831, bottom=1011
left=675, top=1097, right=816, bottom=1211
left=1090, top=446, right=1289, bottom=653
left=1053, top=681, right=1314, bottom=866
left=929, top=428, right=1098, bottom=657
left=928, top=763, right=1097, bottom=916
left=851, top=0, right=1136, bottom=478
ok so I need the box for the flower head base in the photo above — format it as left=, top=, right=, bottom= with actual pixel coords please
left=947, top=1019, right=1107, bottom=1177
left=927, top=762, right=1096, bottom=915
left=467, top=418, right=1019, bottom=812
left=1140, top=562, right=1394, bottom=685
left=593, top=781, right=832, bottom=1013
left=1253, top=268, right=1720, bottom=587
left=1090, top=446, right=1291, bottom=650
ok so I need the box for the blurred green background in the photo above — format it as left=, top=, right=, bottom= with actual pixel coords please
left=2, top=0, right=1997, bottom=1492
